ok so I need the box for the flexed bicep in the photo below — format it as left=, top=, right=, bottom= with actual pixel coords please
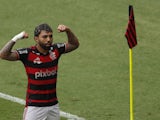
left=0, top=42, right=19, bottom=61
left=0, top=31, right=28, bottom=61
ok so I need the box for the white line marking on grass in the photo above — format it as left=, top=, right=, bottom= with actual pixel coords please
left=0, top=92, right=85, bottom=120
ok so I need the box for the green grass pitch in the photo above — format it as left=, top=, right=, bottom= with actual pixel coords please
left=0, top=0, right=160, bottom=120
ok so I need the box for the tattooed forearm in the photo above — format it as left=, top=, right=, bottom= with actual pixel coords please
left=66, top=29, right=79, bottom=46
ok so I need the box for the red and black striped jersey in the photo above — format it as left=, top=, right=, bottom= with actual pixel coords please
left=16, top=43, right=65, bottom=107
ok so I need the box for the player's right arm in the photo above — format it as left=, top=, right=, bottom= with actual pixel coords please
left=0, top=31, right=28, bottom=61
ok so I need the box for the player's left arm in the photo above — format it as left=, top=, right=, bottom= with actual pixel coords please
left=57, top=24, right=79, bottom=53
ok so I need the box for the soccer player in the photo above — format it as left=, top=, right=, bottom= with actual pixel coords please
left=0, top=23, right=79, bottom=120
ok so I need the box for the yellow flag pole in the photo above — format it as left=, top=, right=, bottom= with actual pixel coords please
left=129, top=48, right=134, bottom=120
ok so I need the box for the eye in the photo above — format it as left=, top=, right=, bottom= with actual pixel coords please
left=42, top=35, right=48, bottom=38
left=42, top=35, right=53, bottom=38
left=49, top=35, right=53, bottom=38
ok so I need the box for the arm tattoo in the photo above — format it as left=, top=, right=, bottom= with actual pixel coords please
left=0, top=40, right=16, bottom=60
left=66, top=30, right=78, bottom=45
left=64, top=29, right=79, bottom=53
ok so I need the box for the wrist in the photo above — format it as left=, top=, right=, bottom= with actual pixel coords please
left=65, top=27, right=71, bottom=32
left=11, top=36, right=19, bottom=42
left=11, top=31, right=25, bottom=42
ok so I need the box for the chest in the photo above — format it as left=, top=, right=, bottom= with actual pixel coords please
left=28, top=50, right=59, bottom=64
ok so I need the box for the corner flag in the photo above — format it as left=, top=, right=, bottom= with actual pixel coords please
left=125, top=5, right=137, bottom=48
left=125, top=5, right=138, bottom=120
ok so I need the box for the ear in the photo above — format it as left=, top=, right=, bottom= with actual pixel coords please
left=34, top=36, right=38, bottom=42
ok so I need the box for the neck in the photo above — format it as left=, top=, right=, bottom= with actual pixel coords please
left=36, top=44, right=49, bottom=55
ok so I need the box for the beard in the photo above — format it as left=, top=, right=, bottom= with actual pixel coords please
left=39, top=42, right=51, bottom=50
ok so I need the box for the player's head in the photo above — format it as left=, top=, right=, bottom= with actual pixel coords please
left=34, top=23, right=53, bottom=37
left=34, top=23, right=53, bottom=51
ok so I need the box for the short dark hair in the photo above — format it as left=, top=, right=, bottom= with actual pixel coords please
left=34, top=23, right=53, bottom=37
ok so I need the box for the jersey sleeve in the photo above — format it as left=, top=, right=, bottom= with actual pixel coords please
left=55, top=43, right=66, bottom=54
left=16, top=48, right=29, bottom=62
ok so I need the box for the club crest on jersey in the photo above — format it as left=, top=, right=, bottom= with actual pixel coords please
left=49, top=52, right=57, bottom=60
left=33, top=57, right=42, bottom=64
